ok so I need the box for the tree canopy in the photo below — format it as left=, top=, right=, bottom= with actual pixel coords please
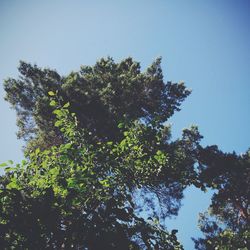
left=193, top=146, right=250, bottom=249
left=4, top=57, right=190, bottom=151
left=1, top=58, right=249, bottom=249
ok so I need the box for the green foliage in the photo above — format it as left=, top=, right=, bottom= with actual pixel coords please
left=2, top=57, right=248, bottom=249
left=4, top=57, right=190, bottom=151
left=193, top=147, right=250, bottom=249
left=0, top=94, right=191, bottom=249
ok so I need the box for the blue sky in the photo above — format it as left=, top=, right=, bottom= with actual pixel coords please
left=0, top=0, right=249, bottom=248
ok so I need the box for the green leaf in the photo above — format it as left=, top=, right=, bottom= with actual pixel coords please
left=50, top=100, right=57, bottom=107
left=99, top=179, right=110, bottom=187
left=0, top=162, right=8, bottom=167
left=48, top=91, right=55, bottom=96
left=35, top=148, right=40, bottom=155
left=49, top=167, right=59, bottom=176
left=55, top=120, right=62, bottom=127
left=67, top=178, right=75, bottom=187
left=63, top=102, right=70, bottom=108
left=63, top=143, right=72, bottom=150
left=4, top=167, right=15, bottom=172
left=53, top=109, right=62, bottom=116
left=6, top=178, right=18, bottom=189
left=123, top=131, right=129, bottom=136
left=21, top=159, right=27, bottom=165
left=118, top=123, right=124, bottom=129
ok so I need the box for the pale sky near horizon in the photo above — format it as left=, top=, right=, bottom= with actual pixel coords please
left=0, top=0, right=249, bottom=248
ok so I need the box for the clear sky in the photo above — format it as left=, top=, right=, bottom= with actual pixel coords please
left=0, top=0, right=249, bottom=248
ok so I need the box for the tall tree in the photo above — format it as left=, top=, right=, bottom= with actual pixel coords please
left=193, top=146, right=250, bottom=249
left=0, top=93, right=201, bottom=249
left=4, top=57, right=190, bottom=152
left=1, top=58, right=200, bottom=249
left=3, top=58, right=248, bottom=249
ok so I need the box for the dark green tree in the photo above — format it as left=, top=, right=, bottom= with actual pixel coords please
left=1, top=58, right=201, bottom=249
left=3, top=58, right=248, bottom=249
left=193, top=147, right=250, bottom=249
left=4, top=57, right=190, bottom=152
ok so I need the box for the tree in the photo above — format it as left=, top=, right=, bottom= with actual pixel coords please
left=1, top=58, right=202, bottom=249
left=0, top=93, right=204, bottom=249
left=193, top=146, right=250, bottom=249
left=3, top=58, right=248, bottom=249
left=0, top=99, right=187, bottom=249
left=4, top=57, right=190, bottom=152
